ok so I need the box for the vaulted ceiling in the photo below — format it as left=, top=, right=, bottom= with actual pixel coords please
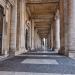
left=26, top=0, right=59, bottom=38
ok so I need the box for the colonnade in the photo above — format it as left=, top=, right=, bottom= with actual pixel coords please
left=0, top=0, right=36, bottom=56
left=0, top=0, right=75, bottom=58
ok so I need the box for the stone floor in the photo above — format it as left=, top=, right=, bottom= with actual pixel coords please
left=0, top=50, right=75, bottom=75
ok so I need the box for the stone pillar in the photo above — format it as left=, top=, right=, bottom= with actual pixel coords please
left=9, top=0, right=17, bottom=55
left=53, top=22, right=56, bottom=50
left=49, top=32, right=51, bottom=49
left=1, top=1, right=6, bottom=55
left=50, top=24, right=54, bottom=50
left=20, top=0, right=25, bottom=52
left=64, top=0, right=69, bottom=56
left=41, top=38, right=43, bottom=49
left=48, top=32, right=51, bottom=49
left=4, top=2, right=11, bottom=55
left=16, top=0, right=20, bottom=50
left=47, top=35, right=49, bottom=49
left=58, top=0, right=65, bottom=55
left=31, top=20, right=35, bottom=50
left=68, top=0, right=75, bottom=58
left=29, top=22, right=32, bottom=50
left=55, top=10, right=60, bottom=52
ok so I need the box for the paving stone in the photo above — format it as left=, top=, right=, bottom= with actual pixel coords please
left=0, top=51, right=75, bottom=75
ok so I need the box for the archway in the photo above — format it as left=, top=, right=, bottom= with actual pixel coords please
left=0, top=5, right=4, bottom=55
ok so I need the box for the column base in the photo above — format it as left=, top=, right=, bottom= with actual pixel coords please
left=9, top=48, right=28, bottom=56
left=15, top=48, right=28, bottom=55
left=31, top=48, right=35, bottom=51
left=9, top=50, right=15, bottom=56
left=69, top=50, right=75, bottom=58
left=58, top=47, right=65, bottom=54
left=58, top=48, right=68, bottom=56
left=1, top=50, right=9, bottom=57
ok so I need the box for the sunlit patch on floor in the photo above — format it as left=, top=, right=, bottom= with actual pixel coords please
left=21, top=59, right=59, bottom=64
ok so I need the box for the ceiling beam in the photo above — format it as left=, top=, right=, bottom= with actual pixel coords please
left=32, top=14, right=54, bottom=19
left=36, top=28, right=49, bottom=30
left=36, top=26, right=49, bottom=27
left=35, top=23, right=50, bottom=25
left=32, top=12, right=55, bottom=17
left=39, top=35, right=48, bottom=38
left=35, top=25, right=49, bottom=27
left=34, top=19, right=51, bottom=22
left=26, top=0, right=59, bottom=4
left=38, top=32, right=49, bottom=34
left=38, top=28, right=49, bottom=30
left=39, top=34, right=48, bottom=36
left=38, top=30, right=49, bottom=33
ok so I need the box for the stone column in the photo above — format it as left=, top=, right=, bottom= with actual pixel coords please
left=31, top=20, right=35, bottom=50
left=68, top=0, right=75, bottom=57
left=47, top=35, right=49, bottom=49
left=64, top=0, right=68, bottom=56
left=9, top=0, right=17, bottom=55
left=1, top=1, right=6, bottom=55
left=5, top=2, right=11, bottom=55
left=53, top=21, right=56, bottom=50
left=16, top=0, right=20, bottom=51
left=41, top=38, right=42, bottom=49
left=2, top=1, right=11, bottom=55
left=20, top=0, right=25, bottom=52
left=29, top=22, right=32, bottom=50
left=50, top=24, right=54, bottom=50
left=55, top=10, right=60, bottom=52
left=48, top=32, right=51, bottom=49
left=58, top=0, right=65, bottom=55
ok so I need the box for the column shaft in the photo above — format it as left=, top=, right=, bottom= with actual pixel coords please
left=59, top=0, right=65, bottom=55
left=20, top=0, right=25, bottom=50
left=68, top=0, right=75, bottom=57
left=31, top=20, right=35, bottom=50
left=50, top=24, right=54, bottom=50
left=9, top=0, right=17, bottom=55
left=55, top=10, right=60, bottom=52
